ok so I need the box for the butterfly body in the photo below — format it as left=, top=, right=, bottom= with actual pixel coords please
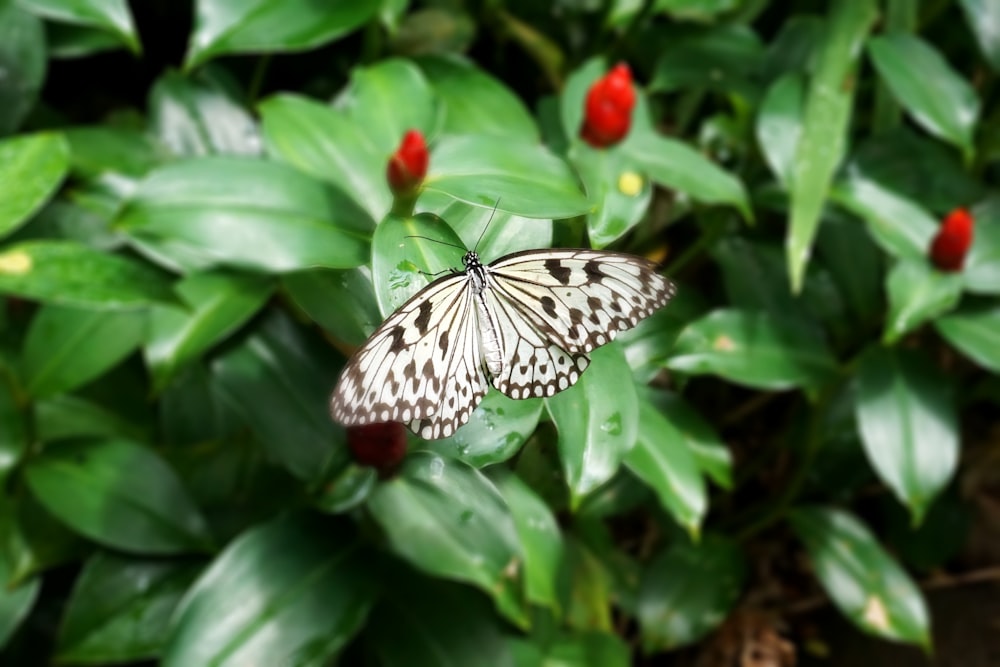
left=331, top=248, right=675, bottom=440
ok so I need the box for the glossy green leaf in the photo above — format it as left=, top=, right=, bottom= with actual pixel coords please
left=560, top=58, right=606, bottom=143
left=1, top=493, right=89, bottom=583
left=787, top=0, right=877, bottom=292
left=868, top=33, right=979, bottom=161
left=145, top=271, right=273, bottom=390
left=313, top=463, right=377, bottom=515
left=0, top=132, right=70, bottom=239
left=25, top=438, right=213, bottom=554
left=260, top=94, right=389, bottom=221
left=883, top=259, right=963, bottom=343
left=958, top=0, right=1000, bottom=70
left=211, top=310, right=345, bottom=483
left=420, top=194, right=553, bottom=258
left=649, top=23, right=763, bottom=99
left=45, top=20, right=122, bottom=57
left=562, top=534, right=616, bottom=631
left=64, top=126, right=161, bottom=179
left=0, top=241, right=175, bottom=308
left=625, top=134, right=751, bottom=220
left=367, top=453, right=526, bottom=627
left=854, top=347, right=958, bottom=524
left=418, top=53, right=537, bottom=140
left=652, top=393, right=733, bottom=489
left=654, top=0, right=740, bottom=21
left=935, top=300, right=1000, bottom=373
left=964, top=195, right=1000, bottom=294
left=0, top=377, right=26, bottom=479
left=789, top=506, right=930, bottom=648
left=571, top=143, right=652, bottom=248
left=816, top=215, right=884, bottom=324
left=20, top=0, right=138, bottom=53
left=637, top=536, right=745, bottom=651
left=756, top=73, right=804, bottom=186
left=619, top=289, right=705, bottom=383
left=366, top=575, right=515, bottom=667
left=149, top=71, right=260, bottom=157
left=184, top=0, right=376, bottom=69
left=546, top=343, right=638, bottom=509
left=57, top=552, right=202, bottom=664
left=23, top=304, right=147, bottom=398
left=426, top=390, right=543, bottom=467
left=36, top=394, right=148, bottom=442
left=491, top=471, right=563, bottom=611
left=626, top=399, right=706, bottom=534
left=425, top=135, right=590, bottom=219
left=0, top=553, right=39, bottom=650
left=0, top=3, right=45, bottom=135
left=666, top=308, right=838, bottom=391
left=117, top=157, right=372, bottom=273
left=283, top=266, right=380, bottom=347
left=164, top=514, right=377, bottom=666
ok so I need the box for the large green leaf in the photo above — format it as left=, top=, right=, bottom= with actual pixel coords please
left=0, top=3, right=46, bottom=135
left=786, top=0, right=877, bottom=291
left=0, top=377, right=27, bottom=480
left=283, top=266, right=380, bottom=347
left=0, top=132, right=69, bottom=239
left=935, top=300, right=1000, bottom=373
left=964, top=195, right=1000, bottom=295
left=789, top=506, right=930, bottom=648
left=883, top=259, right=963, bottom=343
left=23, top=304, right=147, bottom=398
left=637, top=536, right=745, bottom=651
left=57, top=552, right=202, bottom=664
left=164, top=514, right=377, bottom=666
left=571, top=143, right=652, bottom=248
left=666, top=308, right=838, bottom=391
left=420, top=194, right=553, bottom=258
left=117, top=157, right=372, bottom=273
left=0, top=551, right=39, bottom=650
left=854, top=346, right=958, bottom=524
left=958, top=0, right=1000, bottom=70
left=756, top=73, right=805, bottom=187
left=425, top=389, right=543, bottom=467
left=650, top=392, right=733, bottom=489
left=546, top=343, right=639, bottom=509
left=868, top=33, right=980, bottom=161
left=24, top=438, right=213, bottom=554
left=35, top=394, right=148, bottom=443
left=184, top=0, right=377, bottom=69
left=20, top=0, right=138, bottom=53
left=0, top=241, right=175, bottom=308
left=649, top=23, right=763, bottom=99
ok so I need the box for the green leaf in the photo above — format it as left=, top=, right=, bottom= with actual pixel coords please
left=654, top=0, right=741, bottom=21
left=868, top=33, right=980, bottom=161
left=24, top=438, right=213, bottom=554
left=0, top=552, right=39, bottom=651
left=637, top=535, right=745, bottom=651
left=787, top=0, right=877, bottom=292
left=421, top=194, right=553, bottom=258
left=145, top=271, right=273, bottom=390
left=560, top=58, right=606, bottom=143
left=425, top=135, right=590, bottom=219
left=546, top=343, right=638, bottom=509
left=366, top=575, right=515, bottom=667
left=816, top=215, right=884, bottom=325
left=619, top=289, right=706, bottom=383
left=491, top=471, right=563, bottom=612
left=0, top=377, right=27, bottom=480
left=789, top=506, right=931, bottom=649
left=653, top=393, right=733, bottom=489
left=57, top=552, right=202, bottom=664
left=64, top=126, right=161, bottom=179
left=626, top=398, right=706, bottom=534
left=283, top=266, right=380, bottom=347
left=570, top=143, right=652, bottom=248
left=0, top=240, right=175, bottom=309
left=935, top=300, right=1000, bottom=373
left=756, top=73, right=804, bottom=186
left=0, top=3, right=46, bottom=135
left=260, top=94, right=390, bottom=221
left=36, top=394, right=148, bottom=442
left=964, top=195, right=1000, bottom=295
left=417, top=53, right=538, bottom=140
left=0, top=132, right=70, bottom=239
left=23, top=304, right=147, bottom=398
left=367, top=453, right=526, bottom=628
left=183, top=0, right=377, bottom=69
left=425, top=390, right=543, bottom=467
left=164, top=514, right=377, bottom=666
left=45, top=20, right=122, bottom=57
left=884, top=259, right=963, bottom=343
left=149, top=70, right=260, bottom=157
left=20, top=0, right=139, bottom=53
left=649, top=23, right=763, bottom=99
left=666, top=308, right=838, bottom=391
left=624, top=134, right=751, bottom=220
left=117, top=157, right=372, bottom=273
left=854, top=346, right=958, bottom=524
left=958, top=0, right=1000, bottom=70
left=211, top=310, right=345, bottom=483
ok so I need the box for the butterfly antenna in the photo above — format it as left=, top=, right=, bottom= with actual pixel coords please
left=404, top=235, right=465, bottom=251
left=473, top=198, right=500, bottom=253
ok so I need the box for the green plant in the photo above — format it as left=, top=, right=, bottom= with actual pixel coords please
left=0, top=0, right=997, bottom=664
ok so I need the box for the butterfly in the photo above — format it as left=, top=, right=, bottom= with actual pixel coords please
left=330, top=248, right=676, bottom=440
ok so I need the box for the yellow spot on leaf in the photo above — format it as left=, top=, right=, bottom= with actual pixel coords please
left=713, top=335, right=736, bottom=352
left=863, top=595, right=889, bottom=632
left=617, top=171, right=643, bottom=197
left=0, top=251, right=32, bottom=274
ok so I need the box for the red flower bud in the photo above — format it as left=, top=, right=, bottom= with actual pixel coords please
left=580, top=63, right=637, bottom=148
left=386, top=130, right=428, bottom=195
left=346, top=422, right=407, bottom=473
left=929, top=207, right=974, bottom=272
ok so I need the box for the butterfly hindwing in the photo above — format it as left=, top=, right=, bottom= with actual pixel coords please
left=330, top=273, right=489, bottom=438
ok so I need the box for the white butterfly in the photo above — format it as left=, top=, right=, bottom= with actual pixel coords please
left=330, top=248, right=676, bottom=440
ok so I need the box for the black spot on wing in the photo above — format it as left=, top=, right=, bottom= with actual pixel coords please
left=438, top=329, right=449, bottom=353
left=388, top=326, right=406, bottom=353
left=583, top=260, right=605, bottom=283
left=545, top=258, right=572, bottom=285
left=414, top=298, right=433, bottom=334
left=540, top=295, right=558, bottom=318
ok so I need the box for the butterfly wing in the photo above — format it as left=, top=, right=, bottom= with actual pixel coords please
left=330, top=273, right=490, bottom=440
left=486, top=249, right=676, bottom=355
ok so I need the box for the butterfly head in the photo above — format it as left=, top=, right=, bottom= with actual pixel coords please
left=462, top=250, right=482, bottom=270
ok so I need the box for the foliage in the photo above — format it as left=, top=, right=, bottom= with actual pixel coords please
left=0, top=0, right=998, bottom=664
